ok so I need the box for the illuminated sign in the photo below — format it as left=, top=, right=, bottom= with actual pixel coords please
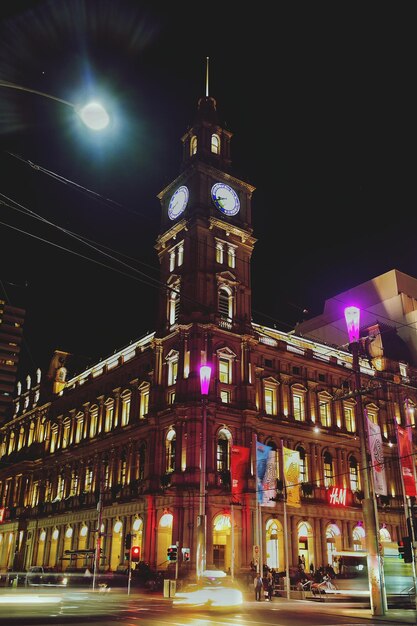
left=328, top=486, right=347, bottom=506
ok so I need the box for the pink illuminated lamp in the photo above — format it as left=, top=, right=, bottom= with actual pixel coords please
left=199, top=365, right=212, bottom=396
left=344, top=306, right=360, bottom=344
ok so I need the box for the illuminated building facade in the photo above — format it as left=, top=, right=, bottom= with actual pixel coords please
left=0, top=88, right=416, bottom=579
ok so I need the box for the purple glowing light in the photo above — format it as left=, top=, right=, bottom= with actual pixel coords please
left=344, top=306, right=360, bottom=344
left=199, top=365, right=212, bottom=396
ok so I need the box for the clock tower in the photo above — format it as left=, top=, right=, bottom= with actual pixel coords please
left=155, top=70, right=256, bottom=337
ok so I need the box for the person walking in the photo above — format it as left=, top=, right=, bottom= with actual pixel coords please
left=254, top=573, right=263, bottom=601
left=266, top=571, right=274, bottom=601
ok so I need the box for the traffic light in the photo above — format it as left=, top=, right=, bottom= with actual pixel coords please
left=167, top=545, right=177, bottom=562
left=131, top=546, right=141, bottom=562
left=125, top=532, right=132, bottom=549
left=182, top=548, right=190, bottom=562
left=403, top=536, right=413, bottom=564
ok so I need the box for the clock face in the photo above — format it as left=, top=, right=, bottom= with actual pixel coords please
left=211, top=182, right=240, bottom=216
left=168, top=185, right=189, bottom=220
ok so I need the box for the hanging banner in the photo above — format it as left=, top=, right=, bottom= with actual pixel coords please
left=283, top=446, right=301, bottom=508
left=366, top=415, right=387, bottom=496
left=261, top=449, right=278, bottom=507
left=230, top=445, right=250, bottom=503
left=256, top=442, right=273, bottom=505
left=397, top=425, right=417, bottom=497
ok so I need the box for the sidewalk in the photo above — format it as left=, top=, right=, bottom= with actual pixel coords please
left=243, top=593, right=417, bottom=624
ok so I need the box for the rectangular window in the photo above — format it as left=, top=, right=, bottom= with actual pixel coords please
left=349, top=465, right=358, bottom=492
left=219, top=358, right=230, bottom=384
left=344, top=405, right=355, bottom=432
left=324, top=460, right=334, bottom=487
left=320, top=401, right=331, bottom=427
left=264, top=386, right=277, bottom=416
left=168, top=360, right=178, bottom=386
left=293, top=393, right=305, bottom=421
left=139, top=388, right=149, bottom=418
left=216, top=242, right=224, bottom=264
left=220, top=390, right=230, bottom=404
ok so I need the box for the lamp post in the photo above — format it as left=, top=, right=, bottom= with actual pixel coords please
left=197, top=364, right=211, bottom=581
left=344, top=306, right=386, bottom=616
left=0, top=79, right=110, bottom=130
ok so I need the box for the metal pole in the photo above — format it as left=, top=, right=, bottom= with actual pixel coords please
left=281, top=439, right=291, bottom=600
left=175, top=540, right=179, bottom=581
left=231, top=503, right=235, bottom=581
left=350, top=340, right=385, bottom=615
left=127, top=551, right=132, bottom=595
left=394, top=408, right=417, bottom=609
left=92, top=462, right=104, bottom=591
left=197, top=396, right=207, bottom=580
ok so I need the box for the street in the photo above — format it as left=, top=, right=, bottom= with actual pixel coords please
left=0, top=588, right=415, bottom=626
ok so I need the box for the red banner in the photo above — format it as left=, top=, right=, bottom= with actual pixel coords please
left=231, top=445, right=250, bottom=503
left=397, top=425, right=417, bottom=497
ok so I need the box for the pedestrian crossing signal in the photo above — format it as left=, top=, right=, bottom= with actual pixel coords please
left=167, top=545, right=177, bottom=562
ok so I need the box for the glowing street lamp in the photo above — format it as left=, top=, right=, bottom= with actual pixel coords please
left=0, top=80, right=110, bottom=130
left=344, top=306, right=386, bottom=616
left=197, top=364, right=211, bottom=580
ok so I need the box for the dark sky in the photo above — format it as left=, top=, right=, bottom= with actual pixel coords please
left=0, top=1, right=415, bottom=379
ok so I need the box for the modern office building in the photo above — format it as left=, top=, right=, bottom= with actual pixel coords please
left=0, top=87, right=415, bottom=581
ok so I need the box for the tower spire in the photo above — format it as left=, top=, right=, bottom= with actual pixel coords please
left=205, top=56, right=209, bottom=97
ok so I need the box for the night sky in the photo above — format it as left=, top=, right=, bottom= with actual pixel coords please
left=0, top=1, right=415, bottom=380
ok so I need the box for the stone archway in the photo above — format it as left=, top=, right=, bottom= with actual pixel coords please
left=265, top=517, right=284, bottom=570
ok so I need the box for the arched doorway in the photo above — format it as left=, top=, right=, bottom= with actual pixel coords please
left=110, top=520, right=123, bottom=571
left=353, top=524, right=365, bottom=551
left=297, top=521, right=313, bottom=572
left=325, top=522, right=341, bottom=565
left=266, top=518, right=284, bottom=570
left=157, top=512, right=173, bottom=570
left=212, top=513, right=231, bottom=572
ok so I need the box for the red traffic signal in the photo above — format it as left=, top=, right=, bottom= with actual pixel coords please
left=131, top=546, right=141, bottom=562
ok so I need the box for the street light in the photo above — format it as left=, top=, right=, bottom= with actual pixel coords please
left=344, top=306, right=386, bottom=616
left=197, top=364, right=211, bottom=581
left=0, top=79, right=110, bottom=130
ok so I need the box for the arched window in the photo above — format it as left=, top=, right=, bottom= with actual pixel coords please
left=323, top=451, right=334, bottom=487
left=216, top=428, right=231, bottom=472
left=349, top=455, right=359, bottom=492
left=168, top=282, right=180, bottom=326
left=211, top=133, right=220, bottom=154
left=190, top=135, right=197, bottom=155
left=166, top=429, right=176, bottom=473
left=218, top=285, right=233, bottom=320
